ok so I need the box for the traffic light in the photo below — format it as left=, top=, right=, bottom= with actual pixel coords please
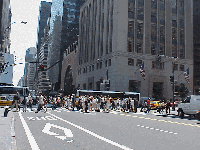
left=170, top=76, right=174, bottom=83
left=38, top=65, right=45, bottom=71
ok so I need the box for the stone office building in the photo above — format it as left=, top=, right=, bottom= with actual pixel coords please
left=76, top=0, right=193, bottom=100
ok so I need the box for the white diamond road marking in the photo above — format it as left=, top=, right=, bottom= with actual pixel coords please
left=47, top=112, right=133, bottom=150
left=42, top=123, right=73, bottom=142
left=137, top=125, right=177, bottom=135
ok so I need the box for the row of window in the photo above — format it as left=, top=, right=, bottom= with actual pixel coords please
left=128, top=58, right=185, bottom=71
left=79, top=0, right=114, bottom=65
left=78, top=59, right=111, bottom=75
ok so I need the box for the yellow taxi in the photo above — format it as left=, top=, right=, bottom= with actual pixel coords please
left=150, top=101, right=160, bottom=109
left=0, top=96, right=13, bottom=106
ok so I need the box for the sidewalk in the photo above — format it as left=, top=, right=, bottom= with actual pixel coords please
left=0, top=108, right=17, bottom=150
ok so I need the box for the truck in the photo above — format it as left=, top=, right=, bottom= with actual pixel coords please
left=177, top=95, right=200, bottom=119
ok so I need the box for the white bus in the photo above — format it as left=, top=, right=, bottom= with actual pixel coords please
left=0, top=86, right=30, bottom=106
left=76, top=90, right=140, bottom=101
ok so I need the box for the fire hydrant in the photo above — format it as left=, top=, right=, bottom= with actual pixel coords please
left=4, top=106, right=10, bottom=117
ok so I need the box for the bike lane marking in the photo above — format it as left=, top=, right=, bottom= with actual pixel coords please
left=47, top=112, right=133, bottom=150
left=18, top=111, right=40, bottom=150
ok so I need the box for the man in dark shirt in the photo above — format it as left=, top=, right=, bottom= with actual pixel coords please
left=11, top=92, right=21, bottom=112
left=134, top=98, right=138, bottom=113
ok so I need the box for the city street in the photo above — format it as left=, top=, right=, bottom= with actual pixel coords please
left=13, top=108, right=200, bottom=150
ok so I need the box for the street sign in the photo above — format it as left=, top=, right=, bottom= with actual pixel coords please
left=42, top=123, right=73, bottom=142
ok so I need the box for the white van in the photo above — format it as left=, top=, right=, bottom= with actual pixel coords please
left=177, top=95, right=200, bottom=119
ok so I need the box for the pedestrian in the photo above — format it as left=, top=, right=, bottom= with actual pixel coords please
left=11, top=92, right=21, bottom=112
left=116, top=97, right=120, bottom=110
left=106, top=96, right=111, bottom=111
left=35, top=93, right=45, bottom=113
left=56, top=96, right=61, bottom=107
left=85, top=95, right=89, bottom=113
left=126, top=98, right=131, bottom=111
left=111, top=98, right=115, bottom=110
left=161, top=101, right=165, bottom=113
left=71, top=95, right=75, bottom=110
left=53, top=96, right=57, bottom=110
left=166, top=100, right=171, bottom=114
left=22, top=95, right=28, bottom=112
left=134, top=98, right=138, bottom=113
left=28, top=93, right=33, bottom=111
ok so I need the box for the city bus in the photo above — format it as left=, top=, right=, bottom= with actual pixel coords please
left=76, top=90, right=140, bottom=101
left=0, top=86, right=30, bottom=106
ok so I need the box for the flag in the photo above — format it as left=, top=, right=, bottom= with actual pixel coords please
left=140, top=62, right=145, bottom=80
left=183, top=68, right=189, bottom=84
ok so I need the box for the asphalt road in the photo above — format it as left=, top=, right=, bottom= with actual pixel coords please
left=13, top=108, right=200, bottom=150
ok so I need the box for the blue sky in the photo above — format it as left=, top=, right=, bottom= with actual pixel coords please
left=10, top=0, right=52, bottom=85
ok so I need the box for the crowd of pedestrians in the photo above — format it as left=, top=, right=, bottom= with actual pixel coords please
left=50, top=94, right=140, bottom=113
left=9, top=92, right=173, bottom=115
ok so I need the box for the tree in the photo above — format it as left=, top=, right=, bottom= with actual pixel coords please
left=179, top=83, right=189, bottom=101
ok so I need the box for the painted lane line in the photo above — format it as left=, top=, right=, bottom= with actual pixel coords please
left=47, top=112, right=133, bottom=150
left=174, top=133, right=178, bottom=135
left=18, top=112, right=40, bottom=150
left=159, top=130, right=164, bottom=132
left=137, top=125, right=177, bottom=135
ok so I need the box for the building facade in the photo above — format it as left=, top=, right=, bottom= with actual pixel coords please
left=38, top=18, right=51, bottom=93
left=36, top=1, right=52, bottom=92
left=61, top=41, right=78, bottom=95
left=76, top=0, right=193, bottom=100
left=48, top=0, right=85, bottom=91
left=193, top=0, right=200, bottom=94
left=0, top=53, right=13, bottom=84
left=0, top=0, right=11, bottom=75
left=24, top=47, right=37, bottom=90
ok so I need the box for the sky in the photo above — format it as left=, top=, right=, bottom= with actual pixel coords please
left=10, top=0, right=52, bottom=86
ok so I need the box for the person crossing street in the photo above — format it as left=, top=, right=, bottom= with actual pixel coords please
left=11, top=92, right=21, bottom=112
left=35, top=93, right=46, bottom=113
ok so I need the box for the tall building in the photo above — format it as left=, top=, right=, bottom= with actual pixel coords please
left=24, top=47, right=37, bottom=90
left=36, top=1, right=52, bottom=54
left=36, top=1, right=51, bottom=93
left=76, top=0, right=193, bottom=100
left=48, top=0, right=85, bottom=91
left=0, top=0, right=12, bottom=75
left=38, top=18, right=51, bottom=93
left=193, top=0, right=200, bottom=94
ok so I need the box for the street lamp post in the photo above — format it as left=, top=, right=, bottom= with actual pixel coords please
left=171, top=61, right=176, bottom=111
